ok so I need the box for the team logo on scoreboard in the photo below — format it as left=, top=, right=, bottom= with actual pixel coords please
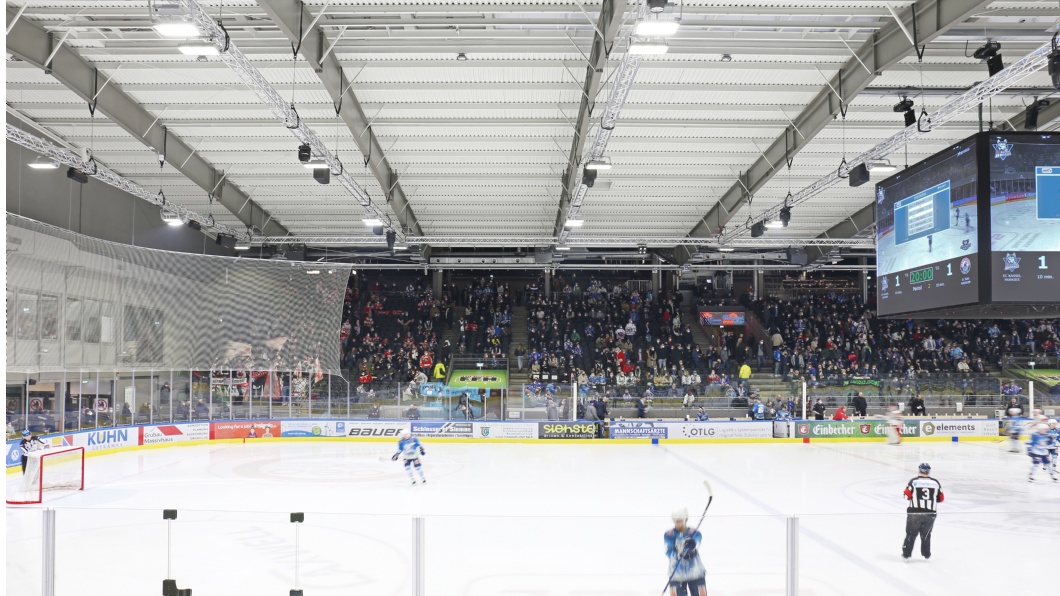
left=960, top=257, right=971, bottom=275
left=992, top=137, right=1013, bottom=160
left=880, top=276, right=888, bottom=292
left=1002, top=252, right=1021, bottom=272
left=960, top=239, right=971, bottom=250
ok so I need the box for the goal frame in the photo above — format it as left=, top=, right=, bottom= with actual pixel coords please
left=6, top=446, right=85, bottom=505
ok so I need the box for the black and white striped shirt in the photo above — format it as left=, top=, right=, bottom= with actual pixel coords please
left=904, top=476, right=944, bottom=513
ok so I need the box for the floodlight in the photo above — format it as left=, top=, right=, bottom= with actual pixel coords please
left=585, top=159, right=612, bottom=170
left=177, top=41, right=219, bottom=56
left=303, top=160, right=330, bottom=169
left=161, top=210, right=183, bottom=226
left=629, top=41, right=669, bottom=55
left=634, top=20, right=679, bottom=36
left=555, top=245, right=571, bottom=251
left=565, top=219, right=585, bottom=228
left=297, top=144, right=312, bottom=163
left=894, top=98, right=915, bottom=127
left=779, top=206, right=791, bottom=227
left=234, top=240, right=251, bottom=251
left=362, top=218, right=384, bottom=227
left=28, top=156, right=59, bottom=169
left=867, top=160, right=899, bottom=173
left=153, top=21, right=201, bottom=38
left=764, top=220, right=785, bottom=229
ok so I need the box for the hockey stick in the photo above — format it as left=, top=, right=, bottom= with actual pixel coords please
left=661, top=480, right=714, bottom=595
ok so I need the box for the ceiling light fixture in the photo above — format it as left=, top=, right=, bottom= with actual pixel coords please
left=779, top=206, right=792, bottom=227
left=629, top=41, right=669, bottom=55
left=973, top=41, right=1004, bottom=76
left=303, top=160, right=330, bottom=169
left=565, top=219, right=585, bottom=228
left=153, top=21, right=201, bottom=38
left=298, top=144, right=312, bottom=163
left=718, top=246, right=736, bottom=252
left=555, top=245, right=572, bottom=251
left=160, top=210, right=183, bottom=226
left=647, top=0, right=668, bottom=13
left=585, top=159, right=612, bottom=170
left=720, top=53, right=732, bottom=62
left=634, top=20, right=679, bottom=37
left=764, top=220, right=785, bottom=229
left=456, top=52, right=468, bottom=61
left=362, top=218, right=384, bottom=227
left=28, top=156, right=59, bottom=169
left=177, top=41, right=219, bottom=56
left=866, top=160, right=899, bottom=173
left=234, top=239, right=251, bottom=251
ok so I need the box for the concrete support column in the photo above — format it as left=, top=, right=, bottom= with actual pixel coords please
left=544, top=269, right=552, bottom=297
left=432, top=269, right=442, bottom=296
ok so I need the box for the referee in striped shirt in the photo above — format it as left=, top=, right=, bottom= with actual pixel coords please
left=902, top=463, right=944, bottom=560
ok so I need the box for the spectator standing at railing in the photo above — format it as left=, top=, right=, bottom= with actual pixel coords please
left=853, top=392, right=868, bottom=417
left=813, top=399, right=826, bottom=420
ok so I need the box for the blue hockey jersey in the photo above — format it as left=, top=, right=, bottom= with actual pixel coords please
left=396, top=436, right=424, bottom=460
left=664, top=528, right=706, bottom=582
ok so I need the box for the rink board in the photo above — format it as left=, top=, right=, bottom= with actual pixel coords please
left=7, top=418, right=1004, bottom=474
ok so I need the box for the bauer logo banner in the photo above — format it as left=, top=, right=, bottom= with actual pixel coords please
left=280, top=421, right=345, bottom=437
left=473, top=422, right=538, bottom=439
left=538, top=422, right=597, bottom=439
left=345, top=421, right=409, bottom=438
left=411, top=421, right=473, bottom=437
left=141, top=423, right=210, bottom=445
left=211, top=421, right=279, bottom=440
left=793, top=420, right=920, bottom=438
left=920, top=419, right=999, bottom=436
left=610, top=422, right=668, bottom=439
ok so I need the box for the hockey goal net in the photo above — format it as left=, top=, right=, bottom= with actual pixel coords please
left=6, top=446, right=85, bottom=505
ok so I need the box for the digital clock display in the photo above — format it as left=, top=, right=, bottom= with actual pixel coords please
left=909, top=268, right=934, bottom=284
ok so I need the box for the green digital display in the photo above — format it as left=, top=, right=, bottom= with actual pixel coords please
left=909, top=267, right=934, bottom=284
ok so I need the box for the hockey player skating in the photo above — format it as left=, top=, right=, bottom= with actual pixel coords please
left=902, top=463, right=943, bottom=561
left=18, top=429, right=46, bottom=474
left=392, top=430, right=427, bottom=485
left=1005, top=407, right=1025, bottom=453
left=665, top=508, right=707, bottom=596
left=1026, top=424, right=1056, bottom=482
left=1047, top=420, right=1059, bottom=475
left=885, top=404, right=904, bottom=445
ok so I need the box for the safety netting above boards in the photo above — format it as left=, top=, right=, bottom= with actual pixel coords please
left=6, top=215, right=351, bottom=373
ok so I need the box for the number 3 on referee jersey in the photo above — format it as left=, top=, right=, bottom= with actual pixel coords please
left=920, top=488, right=931, bottom=501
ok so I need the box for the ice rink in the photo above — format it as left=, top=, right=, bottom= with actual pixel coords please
left=990, top=198, right=1060, bottom=252
left=7, top=439, right=1060, bottom=596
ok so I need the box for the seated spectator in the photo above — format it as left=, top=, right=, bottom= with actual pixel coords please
left=406, top=403, right=421, bottom=420
left=682, top=389, right=696, bottom=408
left=367, top=403, right=381, bottom=419
left=909, top=393, right=926, bottom=416
left=832, top=406, right=850, bottom=421
left=695, top=407, right=709, bottom=421
left=194, top=400, right=210, bottom=419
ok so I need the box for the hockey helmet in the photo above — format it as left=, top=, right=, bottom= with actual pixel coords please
left=918, top=463, right=931, bottom=474
left=21, top=429, right=30, bottom=437
left=671, top=507, right=689, bottom=522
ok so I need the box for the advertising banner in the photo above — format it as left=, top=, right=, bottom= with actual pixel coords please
left=211, top=421, right=280, bottom=440
left=280, top=420, right=345, bottom=437
left=610, top=421, right=669, bottom=439
left=141, top=423, right=210, bottom=445
left=538, top=422, right=598, bottom=439
left=793, top=420, right=921, bottom=439
left=609, top=421, right=772, bottom=439
left=6, top=441, right=22, bottom=469
left=919, top=419, right=999, bottom=437
left=410, top=421, right=473, bottom=438
left=473, top=422, right=538, bottom=439
left=344, top=421, right=409, bottom=438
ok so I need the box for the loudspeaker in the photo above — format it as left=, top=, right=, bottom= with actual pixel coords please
left=215, top=235, right=238, bottom=249
left=787, top=247, right=808, bottom=266
left=313, top=168, right=330, bottom=184
left=848, top=163, right=870, bottom=187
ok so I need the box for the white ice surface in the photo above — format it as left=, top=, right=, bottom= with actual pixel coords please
left=6, top=440, right=1060, bottom=596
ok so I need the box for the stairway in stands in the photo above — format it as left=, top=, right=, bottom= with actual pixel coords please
left=507, top=306, right=530, bottom=393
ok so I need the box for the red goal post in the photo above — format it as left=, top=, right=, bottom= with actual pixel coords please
left=6, top=446, right=85, bottom=505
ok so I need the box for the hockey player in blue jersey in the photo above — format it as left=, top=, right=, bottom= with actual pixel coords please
left=1048, top=420, right=1059, bottom=475
left=1005, top=408, right=1024, bottom=453
left=1026, top=424, right=1056, bottom=482
left=664, top=507, right=706, bottom=596
left=392, top=430, right=427, bottom=485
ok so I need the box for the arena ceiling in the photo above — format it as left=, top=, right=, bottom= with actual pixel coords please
left=5, top=0, right=1060, bottom=261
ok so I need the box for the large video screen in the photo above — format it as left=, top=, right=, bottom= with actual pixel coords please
left=876, top=138, right=979, bottom=316
left=989, top=134, right=1060, bottom=302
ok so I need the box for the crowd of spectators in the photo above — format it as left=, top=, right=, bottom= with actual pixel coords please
left=520, top=275, right=751, bottom=406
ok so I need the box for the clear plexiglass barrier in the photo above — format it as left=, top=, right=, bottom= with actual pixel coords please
left=7, top=507, right=1058, bottom=596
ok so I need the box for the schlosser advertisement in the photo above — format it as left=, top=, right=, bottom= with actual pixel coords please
left=410, top=421, right=473, bottom=438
